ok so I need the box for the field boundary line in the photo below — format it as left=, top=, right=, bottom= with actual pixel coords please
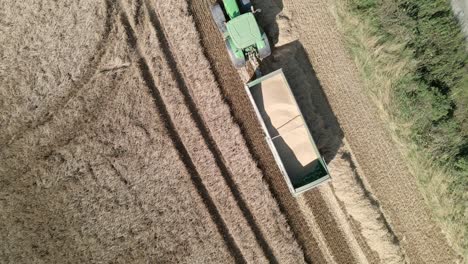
left=142, top=2, right=279, bottom=263
left=118, top=10, right=246, bottom=263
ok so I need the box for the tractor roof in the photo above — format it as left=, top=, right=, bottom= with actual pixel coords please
left=226, top=13, right=262, bottom=49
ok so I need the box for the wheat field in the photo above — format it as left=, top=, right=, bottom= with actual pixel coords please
left=0, top=0, right=304, bottom=262
left=0, top=0, right=460, bottom=263
left=0, top=1, right=236, bottom=262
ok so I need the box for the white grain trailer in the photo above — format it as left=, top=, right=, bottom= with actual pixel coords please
left=245, top=69, right=330, bottom=196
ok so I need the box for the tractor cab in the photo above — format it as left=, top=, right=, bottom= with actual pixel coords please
left=211, top=0, right=271, bottom=68
left=227, top=13, right=263, bottom=49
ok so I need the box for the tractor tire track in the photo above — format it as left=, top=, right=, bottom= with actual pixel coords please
left=119, top=11, right=246, bottom=263
left=2, top=0, right=117, bottom=148
left=134, top=0, right=143, bottom=25
left=141, top=2, right=278, bottom=263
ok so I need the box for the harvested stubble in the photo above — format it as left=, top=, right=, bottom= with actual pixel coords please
left=260, top=35, right=405, bottom=263
left=0, top=1, right=235, bottom=262
left=140, top=0, right=307, bottom=262
left=327, top=148, right=405, bottom=264
left=2, top=0, right=450, bottom=262
left=188, top=0, right=379, bottom=263
left=0, top=1, right=109, bottom=146
left=119, top=1, right=269, bottom=262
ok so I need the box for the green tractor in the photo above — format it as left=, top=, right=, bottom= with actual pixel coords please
left=211, top=0, right=271, bottom=68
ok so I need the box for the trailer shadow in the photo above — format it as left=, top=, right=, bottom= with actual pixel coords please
left=255, top=40, right=344, bottom=164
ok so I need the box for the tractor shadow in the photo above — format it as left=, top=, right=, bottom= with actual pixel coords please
left=251, top=0, right=284, bottom=45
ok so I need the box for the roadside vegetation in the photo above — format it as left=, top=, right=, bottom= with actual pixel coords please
left=334, top=0, right=468, bottom=257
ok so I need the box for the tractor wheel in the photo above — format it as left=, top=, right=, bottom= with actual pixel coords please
left=238, top=0, right=252, bottom=13
left=258, top=33, right=271, bottom=59
left=211, top=4, right=226, bottom=34
left=226, top=40, right=246, bottom=68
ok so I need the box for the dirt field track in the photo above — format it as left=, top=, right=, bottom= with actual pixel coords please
left=0, top=0, right=460, bottom=263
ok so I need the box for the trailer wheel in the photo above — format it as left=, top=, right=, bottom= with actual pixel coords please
left=226, top=40, right=246, bottom=68
left=211, top=4, right=226, bottom=34
left=258, top=33, right=271, bottom=59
